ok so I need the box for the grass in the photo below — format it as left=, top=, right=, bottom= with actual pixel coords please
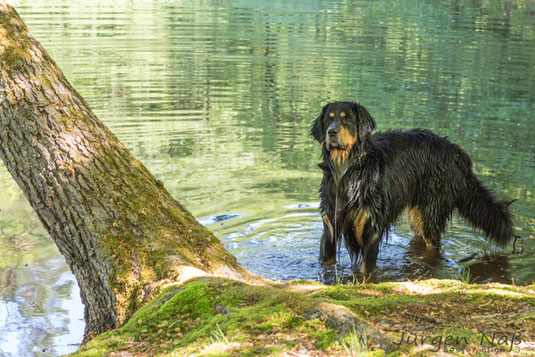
left=339, top=321, right=368, bottom=356
left=459, top=267, right=472, bottom=284
left=210, top=324, right=230, bottom=345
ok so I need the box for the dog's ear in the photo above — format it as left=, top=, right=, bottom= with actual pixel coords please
left=352, top=102, right=376, bottom=142
left=311, top=104, right=327, bottom=143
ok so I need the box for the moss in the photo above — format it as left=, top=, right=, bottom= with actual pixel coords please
left=311, top=326, right=339, bottom=350
left=522, top=297, right=535, bottom=306
left=1, top=43, right=30, bottom=68
left=73, top=278, right=381, bottom=356
left=0, top=6, right=33, bottom=71
left=71, top=278, right=535, bottom=356
left=323, top=287, right=351, bottom=301
left=286, top=279, right=322, bottom=285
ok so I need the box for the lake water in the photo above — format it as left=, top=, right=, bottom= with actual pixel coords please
left=1, top=0, right=534, bottom=355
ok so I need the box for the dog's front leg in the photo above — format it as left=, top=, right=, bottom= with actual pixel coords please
left=319, top=212, right=337, bottom=265
left=360, top=231, right=380, bottom=276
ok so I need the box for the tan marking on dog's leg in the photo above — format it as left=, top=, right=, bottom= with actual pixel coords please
left=354, top=209, right=370, bottom=247
left=407, top=206, right=424, bottom=237
left=406, top=206, right=438, bottom=248
left=321, top=211, right=334, bottom=241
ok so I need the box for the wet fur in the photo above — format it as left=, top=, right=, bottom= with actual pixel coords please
left=311, top=101, right=515, bottom=274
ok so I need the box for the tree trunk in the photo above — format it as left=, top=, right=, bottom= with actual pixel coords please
left=0, top=2, right=251, bottom=342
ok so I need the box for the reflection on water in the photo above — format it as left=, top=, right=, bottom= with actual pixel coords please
left=1, top=0, right=535, bottom=355
left=0, top=245, right=84, bottom=356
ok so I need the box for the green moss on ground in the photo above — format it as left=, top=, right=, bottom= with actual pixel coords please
left=72, top=278, right=535, bottom=356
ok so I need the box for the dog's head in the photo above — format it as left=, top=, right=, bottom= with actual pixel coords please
left=311, top=101, right=376, bottom=154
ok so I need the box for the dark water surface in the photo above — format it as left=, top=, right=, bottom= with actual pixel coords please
left=1, top=0, right=534, bottom=355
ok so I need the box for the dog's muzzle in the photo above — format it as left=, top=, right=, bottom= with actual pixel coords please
left=326, top=122, right=342, bottom=150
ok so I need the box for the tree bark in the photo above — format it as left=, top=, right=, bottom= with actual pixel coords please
left=0, top=2, right=251, bottom=342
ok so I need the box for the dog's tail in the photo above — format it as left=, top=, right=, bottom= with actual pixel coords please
left=456, top=174, right=514, bottom=246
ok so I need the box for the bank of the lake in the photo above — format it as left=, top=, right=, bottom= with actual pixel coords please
left=72, top=278, right=535, bottom=356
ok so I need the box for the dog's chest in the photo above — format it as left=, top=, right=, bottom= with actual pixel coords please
left=326, top=174, right=360, bottom=210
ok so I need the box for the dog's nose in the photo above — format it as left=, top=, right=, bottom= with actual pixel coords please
left=328, top=128, right=338, bottom=137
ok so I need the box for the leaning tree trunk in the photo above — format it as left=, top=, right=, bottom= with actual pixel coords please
left=0, top=2, right=252, bottom=342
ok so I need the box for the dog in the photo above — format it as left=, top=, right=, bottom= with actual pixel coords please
left=311, top=101, right=515, bottom=275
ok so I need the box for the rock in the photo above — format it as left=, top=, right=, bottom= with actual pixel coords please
left=215, top=304, right=234, bottom=315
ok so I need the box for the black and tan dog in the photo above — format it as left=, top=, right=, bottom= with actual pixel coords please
left=311, top=101, right=515, bottom=275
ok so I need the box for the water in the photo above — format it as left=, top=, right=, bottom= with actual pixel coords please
left=1, top=0, right=534, bottom=355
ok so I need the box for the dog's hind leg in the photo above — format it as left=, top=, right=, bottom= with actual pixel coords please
left=406, top=205, right=446, bottom=263
left=406, top=205, right=448, bottom=248
left=406, top=206, right=427, bottom=245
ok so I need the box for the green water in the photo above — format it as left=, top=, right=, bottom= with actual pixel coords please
left=1, top=0, right=534, bottom=354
